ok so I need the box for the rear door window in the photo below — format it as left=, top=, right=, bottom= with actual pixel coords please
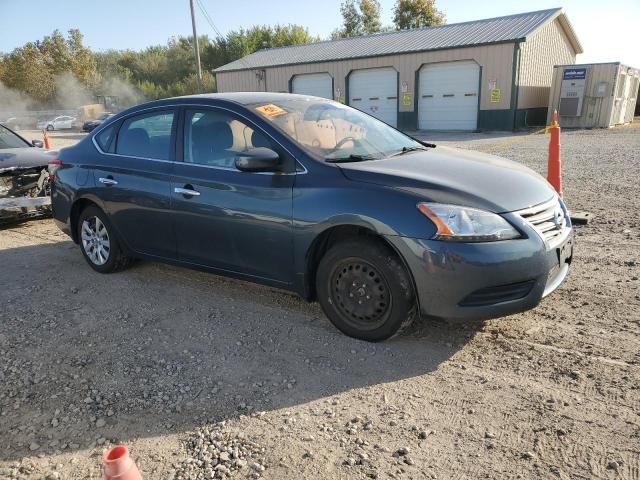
left=183, top=109, right=274, bottom=168
left=115, top=110, right=175, bottom=160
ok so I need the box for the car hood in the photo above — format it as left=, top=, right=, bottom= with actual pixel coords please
left=0, top=148, right=58, bottom=172
left=338, top=146, right=556, bottom=213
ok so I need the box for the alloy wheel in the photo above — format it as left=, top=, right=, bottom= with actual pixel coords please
left=81, top=216, right=111, bottom=266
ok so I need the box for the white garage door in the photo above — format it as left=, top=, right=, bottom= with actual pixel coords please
left=418, top=61, right=480, bottom=130
left=349, top=68, right=398, bottom=127
left=292, top=73, right=333, bottom=99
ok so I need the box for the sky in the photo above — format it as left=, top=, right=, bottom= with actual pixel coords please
left=0, top=0, right=638, bottom=67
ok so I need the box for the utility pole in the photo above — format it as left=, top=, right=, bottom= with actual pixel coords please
left=189, top=0, right=204, bottom=93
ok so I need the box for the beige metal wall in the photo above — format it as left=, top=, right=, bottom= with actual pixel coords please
left=518, top=18, right=577, bottom=109
left=546, top=63, right=640, bottom=128
left=216, top=43, right=515, bottom=112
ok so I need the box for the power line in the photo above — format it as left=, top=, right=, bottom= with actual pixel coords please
left=195, top=0, right=224, bottom=38
left=195, top=0, right=255, bottom=71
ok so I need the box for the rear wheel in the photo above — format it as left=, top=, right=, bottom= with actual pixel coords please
left=316, top=239, right=416, bottom=341
left=77, top=206, right=131, bottom=273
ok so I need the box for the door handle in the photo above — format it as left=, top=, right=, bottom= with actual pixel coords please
left=99, top=177, right=118, bottom=186
left=174, top=187, right=201, bottom=197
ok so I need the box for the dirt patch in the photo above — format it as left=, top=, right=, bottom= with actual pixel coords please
left=1, top=127, right=638, bottom=479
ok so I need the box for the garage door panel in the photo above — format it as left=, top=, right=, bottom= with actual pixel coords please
left=348, top=68, right=398, bottom=127
left=419, top=61, right=479, bottom=130
left=292, top=73, right=333, bottom=99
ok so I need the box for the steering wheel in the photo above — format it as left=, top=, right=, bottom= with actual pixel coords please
left=334, top=136, right=357, bottom=150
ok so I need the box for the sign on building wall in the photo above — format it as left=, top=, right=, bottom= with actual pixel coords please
left=490, top=89, right=501, bottom=103
left=562, top=68, right=586, bottom=80
left=402, top=93, right=412, bottom=106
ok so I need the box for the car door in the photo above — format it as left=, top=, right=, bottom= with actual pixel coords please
left=170, top=107, right=295, bottom=284
left=91, top=109, right=177, bottom=258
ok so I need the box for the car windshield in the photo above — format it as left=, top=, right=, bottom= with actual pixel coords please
left=248, top=97, right=424, bottom=161
left=0, top=124, right=29, bottom=149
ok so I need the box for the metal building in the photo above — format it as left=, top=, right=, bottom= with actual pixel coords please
left=214, top=8, right=582, bottom=131
left=547, top=63, right=639, bottom=128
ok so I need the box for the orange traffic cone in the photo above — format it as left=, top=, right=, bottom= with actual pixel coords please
left=42, top=130, right=51, bottom=149
left=102, top=445, right=142, bottom=480
left=547, top=110, right=562, bottom=197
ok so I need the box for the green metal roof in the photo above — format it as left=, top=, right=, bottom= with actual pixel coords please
left=215, top=8, right=582, bottom=73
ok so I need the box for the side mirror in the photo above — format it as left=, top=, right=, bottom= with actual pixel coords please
left=235, top=147, right=281, bottom=173
left=32, top=139, right=44, bottom=148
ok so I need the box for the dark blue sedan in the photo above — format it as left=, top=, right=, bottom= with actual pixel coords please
left=51, top=93, right=573, bottom=341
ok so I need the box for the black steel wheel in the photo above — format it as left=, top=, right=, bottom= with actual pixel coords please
left=316, top=238, right=416, bottom=341
left=330, top=258, right=392, bottom=331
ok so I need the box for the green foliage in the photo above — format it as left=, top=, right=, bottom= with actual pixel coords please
left=360, top=0, right=382, bottom=34
left=203, top=24, right=318, bottom=69
left=333, top=0, right=383, bottom=39
left=0, top=29, right=98, bottom=104
left=393, top=0, right=445, bottom=30
left=0, top=24, right=317, bottom=107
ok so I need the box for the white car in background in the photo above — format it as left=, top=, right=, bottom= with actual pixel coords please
left=36, top=116, right=78, bottom=131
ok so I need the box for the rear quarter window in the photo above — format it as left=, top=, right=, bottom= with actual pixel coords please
left=95, top=125, right=115, bottom=152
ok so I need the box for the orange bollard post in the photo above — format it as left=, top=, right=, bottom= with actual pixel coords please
left=102, top=445, right=143, bottom=480
left=42, top=130, right=51, bottom=149
left=547, top=110, right=562, bottom=197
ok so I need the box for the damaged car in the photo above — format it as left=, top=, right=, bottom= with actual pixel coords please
left=0, top=123, right=56, bottom=225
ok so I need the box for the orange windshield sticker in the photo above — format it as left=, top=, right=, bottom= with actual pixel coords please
left=255, top=104, right=287, bottom=117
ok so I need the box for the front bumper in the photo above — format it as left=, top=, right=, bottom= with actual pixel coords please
left=386, top=221, right=573, bottom=321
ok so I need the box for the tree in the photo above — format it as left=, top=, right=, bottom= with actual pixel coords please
left=334, top=0, right=362, bottom=38
left=0, top=29, right=99, bottom=105
left=333, top=0, right=383, bottom=38
left=393, top=0, right=445, bottom=30
left=202, top=24, right=318, bottom=71
left=0, top=23, right=318, bottom=107
left=360, top=0, right=382, bottom=34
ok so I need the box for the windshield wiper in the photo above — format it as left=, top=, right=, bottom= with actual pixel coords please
left=325, top=154, right=378, bottom=163
left=390, top=145, right=431, bottom=157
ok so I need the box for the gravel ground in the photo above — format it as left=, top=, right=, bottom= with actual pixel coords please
left=1, top=123, right=639, bottom=479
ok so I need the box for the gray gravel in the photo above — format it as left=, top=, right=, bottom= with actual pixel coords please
left=1, top=122, right=639, bottom=479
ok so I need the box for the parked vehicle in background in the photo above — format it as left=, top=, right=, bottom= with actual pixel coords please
left=0, top=123, right=55, bottom=224
left=3, top=116, right=31, bottom=131
left=83, top=112, right=114, bottom=132
left=36, top=115, right=78, bottom=131
left=51, top=93, right=573, bottom=341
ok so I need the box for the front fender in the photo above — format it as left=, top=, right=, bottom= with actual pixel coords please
left=292, top=171, right=439, bottom=297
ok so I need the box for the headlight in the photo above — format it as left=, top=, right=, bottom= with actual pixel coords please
left=417, top=203, right=520, bottom=242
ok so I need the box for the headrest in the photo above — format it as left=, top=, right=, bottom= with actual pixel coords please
left=119, top=127, right=150, bottom=154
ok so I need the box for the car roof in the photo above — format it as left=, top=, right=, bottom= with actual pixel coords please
left=126, top=92, right=325, bottom=111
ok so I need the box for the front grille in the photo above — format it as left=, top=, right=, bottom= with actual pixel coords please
left=459, top=280, right=535, bottom=307
left=516, top=197, right=568, bottom=244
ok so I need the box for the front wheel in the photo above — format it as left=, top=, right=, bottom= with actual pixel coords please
left=77, top=206, right=132, bottom=273
left=316, top=239, right=416, bottom=342
left=46, top=124, right=54, bottom=131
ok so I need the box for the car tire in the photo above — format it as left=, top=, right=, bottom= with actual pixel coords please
left=77, top=206, right=132, bottom=273
left=316, top=238, right=416, bottom=342
left=46, top=125, right=54, bottom=131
